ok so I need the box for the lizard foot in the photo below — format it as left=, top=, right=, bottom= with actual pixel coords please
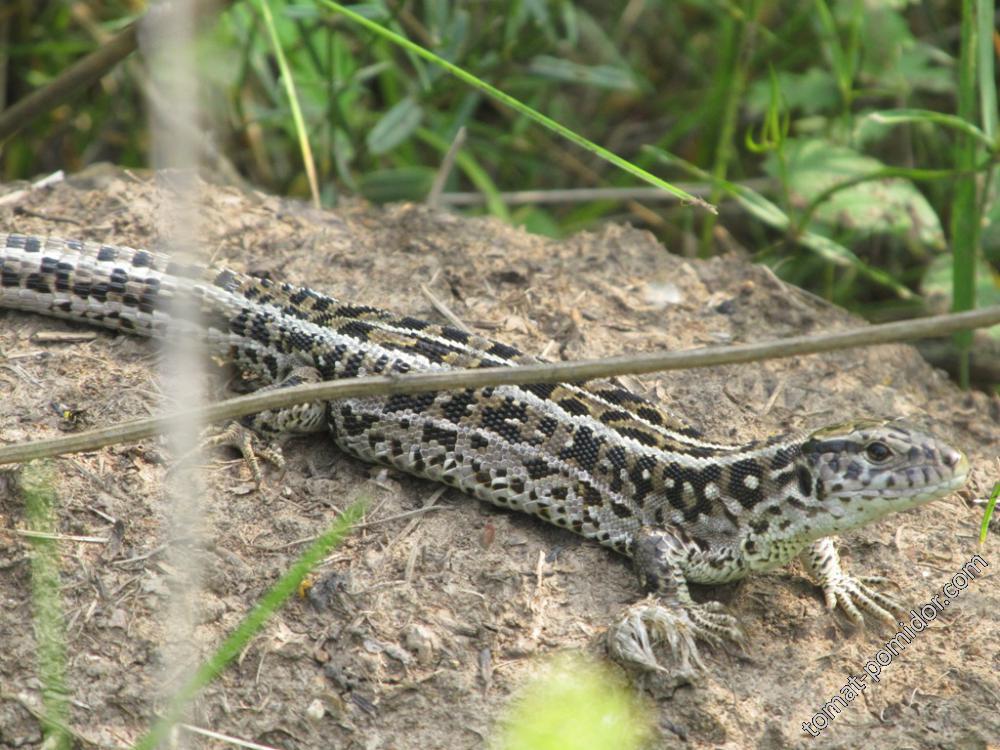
left=820, top=571, right=904, bottom=625
left=802, top=539, right=906, bottom=627
left=200, top=421, right=285, bottom=486
left=606, top=595, right=745, bottom=677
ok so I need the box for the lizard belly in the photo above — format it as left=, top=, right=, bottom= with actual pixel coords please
left=327, top=396, right=644, bottom=557
left=742, top=535, right=808, bottom=573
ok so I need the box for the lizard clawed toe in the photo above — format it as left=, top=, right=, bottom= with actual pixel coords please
left=802, top=539, right=906, bottom=626
left=200, top=421, right=285, bottom=486
left=607, top=595, right=745, bottom=677
left=820, top=571, right=904, bottom=625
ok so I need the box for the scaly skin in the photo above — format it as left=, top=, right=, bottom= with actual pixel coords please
left=0, top=232, right=970, bottom=674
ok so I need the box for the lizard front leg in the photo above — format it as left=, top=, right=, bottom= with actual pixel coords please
left=801, top=537, right=903, bottom=625
left=607, top=527, right=745, bottom=677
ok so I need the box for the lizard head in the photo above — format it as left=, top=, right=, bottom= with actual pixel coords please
left=798, top=419, right=969, bottom=532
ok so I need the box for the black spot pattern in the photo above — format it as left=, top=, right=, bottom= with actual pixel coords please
left=339, top=319, right=374, bottom=341
left=558, top=398, right=590, bottom=417
left=55, top=261, right=73, bottom=292
left=524, top=459, right=558, bottom=481
left=729, top=458, right=764, bottom=509
left=384, top=392, right=438, bottom=414
left=537, top=416, right=559, bottom=438
left=335, top=304, right=381, bottom=318
left=26, top=273, right=49, bottom=294
left=663, top=462, right=723, bottom=522
left=558, top=425, right=603, bottom=473
left=398, top=316, right=429, bottom=330
left=487, top=341, right=520, bottom=359
left=796, top=465, right=814, bottom=497
left=580, top=483, right=604, bottom=507
left=627, top=455, right=657, bottom=506
left=440, top=326, right=470, bottom=344
left=441, top=390, right=478, bottom=422
left=635, top=406, right=663, bottom=425
left=109, top=268, right=128, bottom=295
left=480, top=397, right=530, bottom=444
left=422, top=423, right=458, bottom=452
left=6, top=232, right=872, bottom=572
left=614, top=426, right=660, bottom=448
left=525, top=382, right=556, bottom=400
left=610, top=502, right=632, bottom=518
left=770, top=447, right=796, bottom=471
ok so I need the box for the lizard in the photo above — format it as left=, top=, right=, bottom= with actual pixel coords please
left=0, top=231, right=970, bottom=675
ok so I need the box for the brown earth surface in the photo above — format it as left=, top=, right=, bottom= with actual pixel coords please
left=0, top=168, right=997, bottom=749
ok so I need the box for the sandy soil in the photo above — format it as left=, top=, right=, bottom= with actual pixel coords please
left=0, top=168, right=997, bottom=749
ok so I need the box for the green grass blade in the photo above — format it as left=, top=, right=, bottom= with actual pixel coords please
left=699, top=3, right=757, bottom=257
left=976, top=0, right=997, bottom=141
left=646, top=145, right=915, bottom=299
left=980, top=482, right=1000, bottom=544
left=258, top=0, right=322, bottom=208
left=22, top=462, right=71, bottom=750
left=812, top=0, right=855, bottom=110
left=315, top=0, right=715, bottom=213
left=134, top=496, right=368, bottom=750
left=865, top=109, right=996, bottom=151
left=951, top=0, right=981, bottom=388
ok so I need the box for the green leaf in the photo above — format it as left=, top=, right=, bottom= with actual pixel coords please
left=746, top=68, right=839, bottom=117
left=358, top=166, right=435, bottom=202
left=896, top=42, right=955, bottom=95
left=366, top=96, right=424, bottom=155
left=979, top=171, right=1000, bottom=266
left=512, top=206, right=562, bottom=237
left=645, top=145, right=916, bottom=299
left=527, top=55, right=638, bottom=91
left=735, top=188, right=904, bottom=283
left=332, top=128, right=357, bottom=189
left=921, top=254, right=1000, bottom=340
left=767, top=138, right=944, bottom=248
left=977, top=0, right=998, bottom=141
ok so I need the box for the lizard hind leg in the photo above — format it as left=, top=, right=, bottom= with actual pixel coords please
left=607, top=527, right=746, bottom=678
left=199, top=366, right=328, bottom=485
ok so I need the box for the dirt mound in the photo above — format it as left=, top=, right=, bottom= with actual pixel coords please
left=1, top=169, right=996, bottom=749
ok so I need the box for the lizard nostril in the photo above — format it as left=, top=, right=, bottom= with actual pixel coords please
left=942, top=449, right=961, bottom=468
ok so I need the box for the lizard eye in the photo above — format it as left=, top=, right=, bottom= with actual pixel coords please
left=865, top=441, right=892, bottom=463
